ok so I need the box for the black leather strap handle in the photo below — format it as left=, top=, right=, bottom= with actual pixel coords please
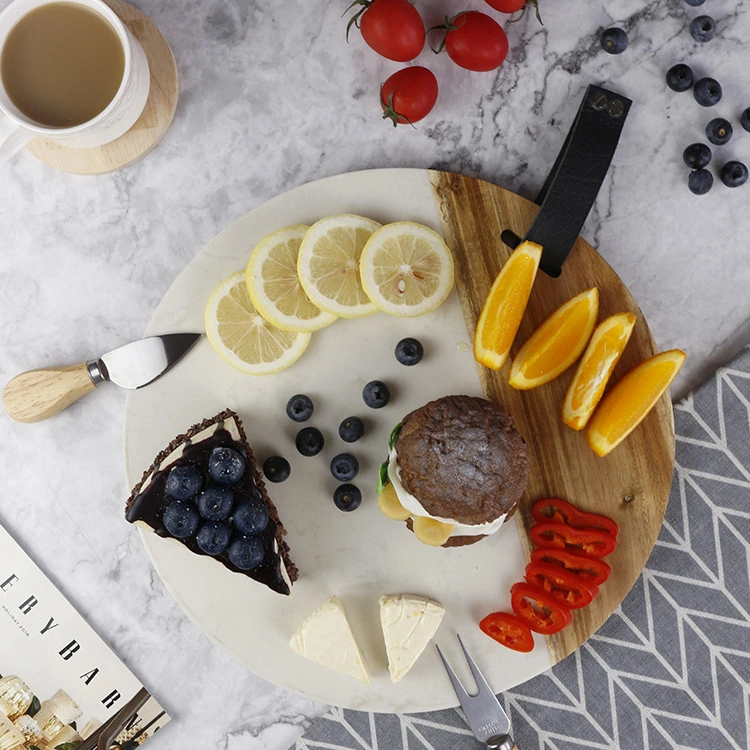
left=501, top=85, right=632, bottom=278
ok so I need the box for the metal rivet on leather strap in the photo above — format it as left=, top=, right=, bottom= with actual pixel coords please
left=608, top=99, right=625, bottom=117
left=591, top=92, right=608, bottom=110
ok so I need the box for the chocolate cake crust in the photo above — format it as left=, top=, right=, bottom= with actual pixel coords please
left=396, top=395, right=528, bottom=526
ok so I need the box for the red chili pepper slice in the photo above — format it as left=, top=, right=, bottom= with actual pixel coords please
left=531, top=498, right=619, bottom=538
left=530, top=547, right=612, bottom=586
left=530, top=522, right=617, bottom=558
left=510, top=582, right=573, bottom=634
left=479, top=611, right=535, bottom=652
left=525, top=561, right=600, bottom=609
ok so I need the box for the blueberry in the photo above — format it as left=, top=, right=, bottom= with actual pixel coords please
left=683, top=143, right=712, bottom=170
left=684, top=0, right=704, bottom=5
left=286, top=394, right=314, bottom=422
left=338, top=416, right=365, bottom=443
left=395, top=338, right=424, bottom=366
left=330, top=453, right=359, bottom=482
left=600, top=28, right=628, bottom=54
left=693, top=78, right=722, bottom=107
left=263, top=455, right=290, bottom=482
left=195, top=521, right=231, bottom=555
left=740, top=107, right=750, bottom=133
left=688, top=169, right=713, bottom=195
left=720, top=161, right=748, bottom=188
left=706, top=118, right=733, bottom=146
left=363, top=380, right=390, bottom=409
left=233, top=501, right=269, bottom=535
left=228, top=536, right=265, bottom=570
left=163, top=501, right=200, bottom=538
left=196, top=484, right=234, bottom=520
left=690, top=15, right=716, bottom=43
left=666, top=63, right=694, bottom=93
left=295, top=427, right=324, bottom=456
left=165, top=465, right=203, bottom=500
left=333, top=484, right=362, bottom=512
left=208, top=447, right=245, bottom=484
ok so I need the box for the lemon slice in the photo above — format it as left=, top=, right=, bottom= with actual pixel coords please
left=297, top=214, right=381, bottom=318
left=360, top=222, right=455, bottom=317
left=245, top=225, right=338, bottom=333
left=205, top=271, right=311, bottom=375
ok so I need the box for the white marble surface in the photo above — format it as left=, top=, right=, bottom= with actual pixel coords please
left=1, top=0, right=750, bottom=747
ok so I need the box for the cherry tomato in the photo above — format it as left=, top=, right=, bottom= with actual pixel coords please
left=444, top=12, right=508, bottom=72
left=347, top=0, right=425, bottom=62
left=484, top=0, right=526, bottom=12
left=480, top=611, right=535, bottom=652
left=525, top=562, right=600, bottom=609
left=530, top=522, right=618, bottom=559
left=531, top=498, right=619, bottom=538
left=380, top=67, right=438, bottom=126
left=530, top=548, right=612, bottom=586
left=510, top=582, right=573, bottom=634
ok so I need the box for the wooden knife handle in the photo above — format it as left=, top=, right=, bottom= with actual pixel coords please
left=2, top=363, right=97, bottom=423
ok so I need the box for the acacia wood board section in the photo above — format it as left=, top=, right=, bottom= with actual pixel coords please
left=430, top=170, right=675, bottom=665
left=26, top=0, right=178, bottom=174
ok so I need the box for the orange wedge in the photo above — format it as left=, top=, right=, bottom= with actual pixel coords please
left=562, top=312, right=637, bottom=430
left=473, top=241, right=543, bottom=370
left=508, top=288, right=599, bottom=390
left=586, top=349, right=686, bottom=457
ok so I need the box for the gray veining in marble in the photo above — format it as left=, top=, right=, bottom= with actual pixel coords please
left=2, top=0, right=750, bottom=747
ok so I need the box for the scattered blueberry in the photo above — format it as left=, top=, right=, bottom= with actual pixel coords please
left=688, top=169, right=713, bottom=195
left=600, top=27, right=628, bottom=54
left=740, top=107, right=750, bottom=133
left=286, top=394, right=314, bottom=422
left=693, top=78, right=722, bottom=107
left=330, top=453, right=359, bottom=482
left=666, top=63, right=694, bottom=93
left=208, top=447, right=245, bottom=484
left=263, top=455, right=290, bottom=482
left=684, top=0, right=705, bottom=6
left=720, top=161, right=748, bottom=188
left=165, top=465, right=203, bottom=500
left=163, top=500, right=201, bottom=538
left=363, top=380, right=390, bottom=409
left=233, top=501, right=269, bottom=535
left=395, top=338, right=424, bottom=366
left=690, top=15, right=716, bottom=43
left=333, top=484, right=362, bottom=512
left=339, top=416, right=365, bottom=443
left=683, top=143, right=712, bottom=170
left=195, top=521, right=232, bottom=555
left=706, top=118, right=733, bottom=146
left=228, top=535, right=265, bottom=570
left=196, top=484, right=234, bottom=520
left=296, top=427, right=325, bottom=456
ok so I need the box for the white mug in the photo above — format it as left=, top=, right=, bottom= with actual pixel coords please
left=0, top=0, right=150, bottom=162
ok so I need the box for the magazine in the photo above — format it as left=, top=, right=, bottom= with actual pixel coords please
left=0, top=524, right=169, bottom=749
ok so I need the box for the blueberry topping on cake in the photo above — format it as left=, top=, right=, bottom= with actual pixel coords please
left=126, top=409, right=297, bottom=595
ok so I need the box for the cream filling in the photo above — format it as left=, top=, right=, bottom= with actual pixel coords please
left=387, top=449, right=506, bottom=537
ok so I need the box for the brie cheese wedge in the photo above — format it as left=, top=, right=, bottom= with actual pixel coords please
left=379, top=593, right=445, bottom=683
left=289, top=596, right=370, bottom=683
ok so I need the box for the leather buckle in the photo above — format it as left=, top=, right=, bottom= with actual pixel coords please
left=501, top=84, right=632, bottom=278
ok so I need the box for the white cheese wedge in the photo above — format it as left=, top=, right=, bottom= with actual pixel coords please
left=379, top=593, right=445, bottom=684
left=289, top=596, right=370, bottom=683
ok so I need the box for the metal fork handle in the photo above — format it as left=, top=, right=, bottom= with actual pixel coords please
left=486, top=734, right=516, bottom=750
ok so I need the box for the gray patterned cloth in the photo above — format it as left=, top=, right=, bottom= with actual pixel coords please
left=294, top=346, right=750, bottom=750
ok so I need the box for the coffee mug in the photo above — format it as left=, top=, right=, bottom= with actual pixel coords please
left=0, top=0, right=150, bottom=162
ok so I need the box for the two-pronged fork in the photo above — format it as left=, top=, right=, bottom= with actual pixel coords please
left=436, top=635, right=517, bottom=750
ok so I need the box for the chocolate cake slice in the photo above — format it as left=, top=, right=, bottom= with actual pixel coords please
left=126, top=408, right=298, bottom=595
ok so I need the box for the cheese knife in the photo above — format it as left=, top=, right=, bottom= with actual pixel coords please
left=2, top=333, right=201, bottom=423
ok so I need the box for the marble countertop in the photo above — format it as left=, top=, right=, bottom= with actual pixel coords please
left=2, top=0, right=749, bottom=747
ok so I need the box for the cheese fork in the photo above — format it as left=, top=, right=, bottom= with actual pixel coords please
left=436, top=635, right=517, bottom=750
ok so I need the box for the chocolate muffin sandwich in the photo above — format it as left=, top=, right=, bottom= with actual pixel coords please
left=126, top=408, right=298, bottom=595
left=377, top=395, right=529, bottom=547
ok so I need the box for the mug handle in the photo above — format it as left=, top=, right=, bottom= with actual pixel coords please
left=0, top=110, right=34, bottom=163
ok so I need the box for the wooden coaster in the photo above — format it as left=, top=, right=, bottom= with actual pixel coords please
left=26, top=0, right=178, bottom=175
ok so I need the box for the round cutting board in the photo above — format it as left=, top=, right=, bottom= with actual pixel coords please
left=123, top=168, right=674, bottom=713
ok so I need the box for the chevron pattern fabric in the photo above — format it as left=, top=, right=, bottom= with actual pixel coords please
left=295, top=346, right=750, bottom=750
